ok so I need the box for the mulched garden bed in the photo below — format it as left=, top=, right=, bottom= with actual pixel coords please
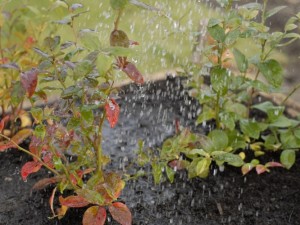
left=0, top=77, right=299, bottom=225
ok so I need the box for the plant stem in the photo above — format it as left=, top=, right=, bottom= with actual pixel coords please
left=215, top=92, right=221, bottom=129
left=281, top=83, right=300, bottom=105
left=114, top=9, right=123, bottom=30
left=95, top=110, right=106, bottom=177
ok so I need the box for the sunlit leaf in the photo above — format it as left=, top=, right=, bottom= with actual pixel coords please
left=109, top=202, right=132, bottom=225
left=59, top=195, right=89, bottom=208
left=105, top=98, right=120, bottom=128
left=21, top=161, right=42, bottom=180
left=20, top=68, right=39, bottom=97
left=152, top=162, right=163, bottom=184
left=122, top=62, right=144, bottom=84
left=280, top=149, right=296, bottom=169
left=83, top=206, right=107, bottom=225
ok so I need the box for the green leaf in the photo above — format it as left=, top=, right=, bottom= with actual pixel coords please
left=285, top=24, right=298, bottom=32
left=152, top=163, right=163, bottom=184
left=225, top=29, right=240, bottom=46
left=208, top=25, right=226, bottom=42
left=76, top=188, right=105, bottom=205
left=212, top=152, right=244, bottom=167
left=79, top=30, right=101, bottom=50
left=30, top=107, right=43, bottom=124
left=80, top=106, right=94, bottom=125
left=33, top=124, right=46, bottom=140
left=61, top=85, right=82, bottom=99
left=44, top=36, right=61, bottom=51
left=257, top=59, right=283, bottom=88
left=280, top=150, right=296, bottom=169
left=210, top=67, right=229, bottom=95
left=67, top=117, right=81, bottom=130
left=209, top=130, right=228, bottom=151
left=207, top=18, right=223, bottom=27
left=74, top=60, right=94, bottom=81
left=232, top=48, right=248, bottom=73
left=196, top=106, right=215, bottom=125
left=165, top=166, right=175, bottom=183
left=103, top=46, right=136, bottom=58
left=240, top=119, right=267, bottom=139
left=252, top=101, right=284, bottom=121
left=11, top=81, right=25, bottom=107
left=110, top=0, right=129, bottom=10
left=269, top=115, right=300, bottom=128
left=196, top=158, right=211, bottom=178
left=266, top=6, right=287, bottom=19
left=280, top=130, right=300, bottom=149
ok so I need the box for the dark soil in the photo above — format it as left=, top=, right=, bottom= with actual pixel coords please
left=0, top=77, right=299, bottom=225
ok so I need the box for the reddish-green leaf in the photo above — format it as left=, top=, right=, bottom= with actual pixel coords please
left=109, top=202, right=132, bottom=225
left=122, top=62, right=144, bottom=84
left=265, top=162, right=284, bottom=168
left=256, top=164, right=269, bottom=175
left=83, top=206, right=107, bottom=225
left=21, top=161, right=42, bottom=180
left=241, top=163, right=254, bottom=175
left=20, top=68, right=39, bottom=97
left=32, top=177, right=61, bottom=190
left=59, top=195, right=90, bottom=208
left=105, top=98, right=120, bottom=128
left=0, top=115, right=10, bottom=133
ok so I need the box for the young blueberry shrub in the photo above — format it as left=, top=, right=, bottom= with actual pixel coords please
left=137, top=0, right=300, bottom=183
left=0, top=0, right=149, bottom=224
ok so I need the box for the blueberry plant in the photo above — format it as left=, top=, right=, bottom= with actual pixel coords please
left=0, top=0, right=151, bottom=224
left=137, top=0, right=300, bottom=183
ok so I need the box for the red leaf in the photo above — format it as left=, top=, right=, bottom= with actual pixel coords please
left=168, top=159, right=186, bottom=171
left=129, top=40, right=139, bottom=46
left=21, top=161, right=42, bottom=180
left=256, top=164, right=269, bottom=175
left=0, top=142, right=15, bottom=152
left=105, top=98, right=120, bottom=128
left=109, top=202, right=132, bottom=225
left=83, top=206, right=107, bottom=225
left=59, top=195, right=90, bottom=208
left=122, top=62, right=144, bottom=84
left=20, top=68, right=39, bottom=97
left=0, top=115, right=10, bottom=133
left=265, top=162, right=284, bottom=168
left=32, top=177, right=61, bottom=190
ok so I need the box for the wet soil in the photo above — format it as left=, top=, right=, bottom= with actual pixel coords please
left=0, top=77, right=299, bottom=225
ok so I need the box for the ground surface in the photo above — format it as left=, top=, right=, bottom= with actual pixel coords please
left=0, top=78, right=299, bottom=225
